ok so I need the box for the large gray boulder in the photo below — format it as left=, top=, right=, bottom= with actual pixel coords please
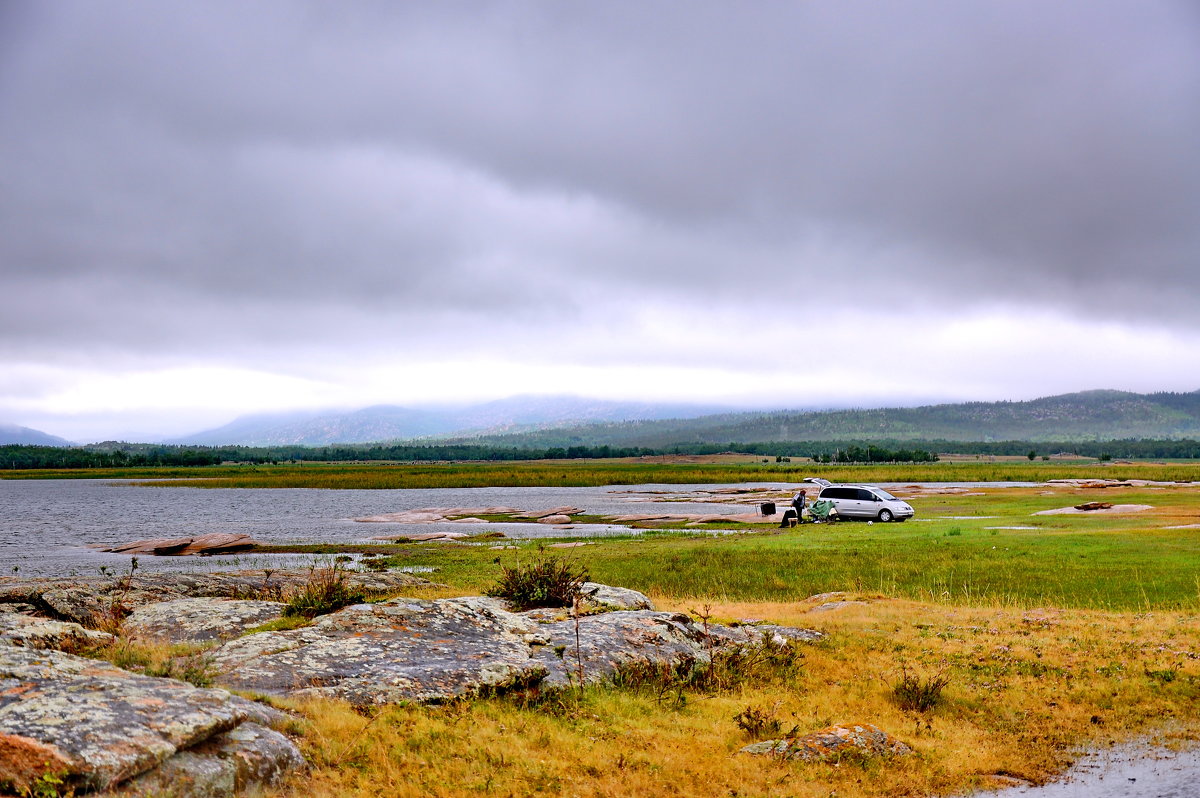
left=580, top=582, right=654, bottom=611
left=211, top=596, right=552, bottom=705
left=0, top=645, right=304, bottom=796
left=209, top=595, right=823, bottom=704
left=533, top=610, right=708, bottom=687
left=123, top=598, right=286, bottom=644
left=0, top=612, right=115, bottom=652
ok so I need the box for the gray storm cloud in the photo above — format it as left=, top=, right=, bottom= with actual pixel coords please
left=1, top=0, right=1198, bottom=364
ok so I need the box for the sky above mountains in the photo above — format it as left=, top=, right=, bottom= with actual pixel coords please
left=3, top=1, right=1199, bottom=442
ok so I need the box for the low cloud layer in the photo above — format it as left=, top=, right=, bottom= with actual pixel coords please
left=2, top=1, right=1198, bottom=440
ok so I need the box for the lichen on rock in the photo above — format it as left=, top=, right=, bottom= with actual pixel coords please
left=740, top=723, right=912, bottom=762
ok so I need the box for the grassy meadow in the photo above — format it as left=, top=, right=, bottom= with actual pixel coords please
left=15, top=459, right=1200, bottom=795
left=244, top=478, right=1200, bottom=797
left=342, top=483, right=1200, bottom=612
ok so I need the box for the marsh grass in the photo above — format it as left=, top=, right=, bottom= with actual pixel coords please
left=376, top=485, right=1200, bottom=611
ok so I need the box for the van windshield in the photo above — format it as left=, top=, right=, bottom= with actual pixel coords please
left=871, top=488, right=897, bottom=500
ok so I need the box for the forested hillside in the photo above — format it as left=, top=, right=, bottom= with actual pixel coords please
left=451, top=390, right=1200, bottom=448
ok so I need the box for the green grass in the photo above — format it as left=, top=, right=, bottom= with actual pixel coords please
left=5, top=459, right=1200, bottom=488
left=377, top=487, right=1200, bottom=611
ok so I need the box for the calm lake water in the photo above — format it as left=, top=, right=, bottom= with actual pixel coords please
left=0, top=479, right=771, bottom=578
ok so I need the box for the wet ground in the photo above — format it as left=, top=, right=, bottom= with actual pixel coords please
left=981, top=744, right=1200, bottom=797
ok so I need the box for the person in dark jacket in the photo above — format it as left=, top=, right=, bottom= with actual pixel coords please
left=791, top=490, right=807, bottom=521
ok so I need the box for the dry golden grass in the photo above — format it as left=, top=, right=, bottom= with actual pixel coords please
left=264, top=595, right=1200, bottom=798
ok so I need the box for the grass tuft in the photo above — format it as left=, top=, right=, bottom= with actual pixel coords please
left=282, top=567, right=368, bottom=619
left=891, top=664, right=951, bottom=712
left=485, top=556, right=589, bottom=611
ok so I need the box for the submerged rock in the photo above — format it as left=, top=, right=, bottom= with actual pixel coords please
left=0, top=645, right=303, bottom=796
left=97, top=533, right=263, bottom=557
left=740, top=723, right=912, bottom=762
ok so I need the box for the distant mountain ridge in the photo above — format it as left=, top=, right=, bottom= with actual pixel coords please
left=0, top=423, right=72, bottom=446
left=168, top=396, right=733, bottom=446
left=450, top=389, right=1200, bottom=448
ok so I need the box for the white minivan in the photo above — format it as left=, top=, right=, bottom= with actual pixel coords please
left=816, top=484, right=914, bottom=522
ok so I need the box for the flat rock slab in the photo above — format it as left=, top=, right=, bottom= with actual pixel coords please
left=97, top=533, right=263, bottom=557
left=1033, top=504, right=1153, bottom=516
left=0, top=645, right=301, bottom=795
left=0, top=614, right=115, bottom=653
left=580, top=583, right=654, bottom=611
left=124, top=598, right=286, bottom=644
left=209, top=593, right=823, bottom=704
left=211, top=596, right=551, bottom=705
left=532, top=611, right=717, bottom=688
left=0, top=569, right=432, bottom=626
left=515, top=507, right=583, bottom=520
left=115, top=721, right=305, bottom=798
left=741, top=723, right=912, bottom=762
left=370, top=531, right=468, bottom=541
left=808, top=601, right=870, bottom=613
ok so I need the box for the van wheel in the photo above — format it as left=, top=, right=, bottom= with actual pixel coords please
left=878, top=509, right=894, bottom=523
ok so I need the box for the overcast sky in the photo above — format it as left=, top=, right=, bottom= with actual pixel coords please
left=2, top=1, right=1199, bottom=442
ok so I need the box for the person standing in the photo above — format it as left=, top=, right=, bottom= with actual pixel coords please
left=791, top=489, right=806, bottom=522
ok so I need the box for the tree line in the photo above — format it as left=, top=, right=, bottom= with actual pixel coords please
left=4, top=436, right=1200, bottom=470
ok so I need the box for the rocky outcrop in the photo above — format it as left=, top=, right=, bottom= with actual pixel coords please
left=0, top=571, right=824, bottom=795
left=0, top=569, right=432, bottom=627
left=580, top=582, right=654, bottom=611
left=123, top=598, right=286, bottom=644
left=209, top=595, right=822, bottom=704
left=210, top=596, right=553, bottom=704
left=740, top=723, right=912, bottom=762
left=0, top=613, right=114, bottom=652
left=0, top=645, right=304, bottom=796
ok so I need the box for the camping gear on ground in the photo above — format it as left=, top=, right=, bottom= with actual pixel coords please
left=779, top=508, right=798, bottom=528
left=808, top=500, right=839, bottom=523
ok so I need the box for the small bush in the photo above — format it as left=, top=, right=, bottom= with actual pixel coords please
left=891, top=664, right=950, bottom=712
left=486, top=556, right=589, bottom=611
left=733, top=703, right=785, bottom=739
left=283, top=568, right=368, bottom=619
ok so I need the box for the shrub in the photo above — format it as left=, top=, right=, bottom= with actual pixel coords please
left=733, top=703, right=785, bottom=739
left=891, top=664, right=950, bottom=712
left=283, top=567, right=368, bottom=619
left=486, top=556, right=589, bottom=611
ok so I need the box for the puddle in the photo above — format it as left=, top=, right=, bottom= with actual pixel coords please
left=940, top=516, right=1000, bottom=520
left=981, top=744, right=1200, bottom=797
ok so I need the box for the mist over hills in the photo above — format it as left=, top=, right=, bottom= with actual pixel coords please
left=167, top=396, right=735, bottom=446
left=0, top=423, right=71, bottom=446
left=448, top=390, right=1200, bottom=449
left=9, top=389, right=1200, bottom=451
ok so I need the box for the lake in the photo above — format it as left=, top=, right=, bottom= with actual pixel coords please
left=0, top=478, right=774, bottom=578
